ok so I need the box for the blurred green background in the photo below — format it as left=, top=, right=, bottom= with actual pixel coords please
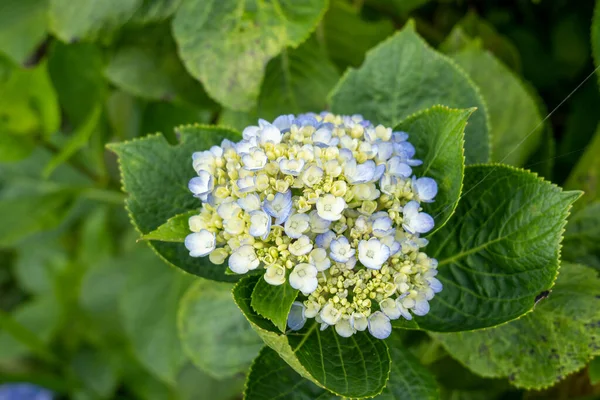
left=1, top=0, right=599, bottom=399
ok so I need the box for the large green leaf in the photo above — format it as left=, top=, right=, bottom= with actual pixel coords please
left=563, top=202, right=600, bottom=270
left=394, top=106, right=471, bottom=234
left=432, top=263, right=600, bottom=389
left=251, top=277, right=299, bottom=333
left=379, top=332, right=439, bottom=400
left=244, top=331, right=438, bottom=400
left=447, top=38, right=543, bottom=166
left=329, top=22, right=490, bottom=164
left=234, top=275, right=391, bottom=398
left=178, top=280, right=263, bottom=379
left=108, top=125, right=241, bottom=281
left=48, top=0, right=141, bottom=43
left=322, top=0, right=394, bottom=70
left=47, top=42, right=107, bottom=127
left=393, top=165, right=580, bottom=332
left=172, top=0, right=328, bottom=111
left=0, top=0, right=48, bottom=65
left=564, top=125, right=600, bottom=208
left=119, top=245, right=193, bottom=384
left=245, top=347, right=338, bottom=400
left=105, top=24, right=213, bottom=107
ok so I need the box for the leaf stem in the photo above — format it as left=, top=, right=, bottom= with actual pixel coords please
left=40, top=140, right=100, bottom=182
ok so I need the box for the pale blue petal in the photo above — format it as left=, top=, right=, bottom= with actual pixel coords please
left=316, top=230, right=336, bottom=248
left=273, top=114, right=295, bottom=131
left=415, top=177, right=438, bottom=202
left=287, top=301, right=307, bottom=331
left=412, top=212, right=434, bottom=234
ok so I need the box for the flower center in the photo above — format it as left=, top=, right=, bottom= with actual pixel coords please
left=298, top=270, right=307, bottom=278
left=324, top=204, right=332, bottom=211
left=291, top=221, right=298, bottom=229
left=367, top=250, right=375, bottom=258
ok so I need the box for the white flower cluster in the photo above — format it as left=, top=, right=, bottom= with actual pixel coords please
left=185, top=112, right=442, bottom=339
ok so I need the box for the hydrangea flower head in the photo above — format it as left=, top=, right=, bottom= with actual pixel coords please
left=185, top=112, right=442, bottom=339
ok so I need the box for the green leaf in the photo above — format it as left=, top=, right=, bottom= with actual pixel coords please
left=564, top=124, right=600, bottom=208
left=80, top=254, right=129, bottom=340
left=428, top=354, right=513, bottom=400
left=257, top=36, right=340, bottom=120
left=48, top=0, right=141, bottom=43
left=142, top=210, right=196, bottom=243
left=132, top=0, right=183, bottom=23
left=245, top=347, right=339, bottom=400
left=393, top=165, right=581, bottom=332
left=0, top=61, right=60, bottom=138
left=594, top=0, right=600, bottom=83
left=47, top=42, right=107, bottom=127
left=233, top=275, right=391, bottom=398
left=43, top=105, right=102, bottom=178
left=440, top=12, right=521, bottom=72
left=244, top=324, right=438, bottom=400
left=251, top=277, right=299, bottom=332
left=563, top=202, right=600, bottom=271
left=119, top=245, right=193, bottom=384
left=589, top=356, right=600, bottom=385
left=105, top=24, right=214, bottom=107
left=172, top=0, right=328, bottom=111
left=176, top=363, right=246, bottom=400
left=431, top=263, right=600, bottom=390
left=71, top=348, right=119, bottom=399
left=0, top=133, right=36, bottom=162
left=218, top=35, right=340, bottom=130
left=108, top=125, right=241, bottom=281
left=0, top=0, right=48, bottom=65
left=446, top=38, right=543, bottom=166
left=0, top=183, right=77, bottom=247
left=178, top=279, right=263, bottom=379
left=0, top=296, right=60, bottom=363
left=329, top=21, right=490, bottom=165
left=394, top=106, right=471, bottom=234
left=14, top=233, right=68, bottom=295
left=379, top=332, right=439, bottom=400
left=141, top=101, right=214, bottom=143
left=106, top=90, right=143, bottom=140
left=322, top=0, right=394, bottom=70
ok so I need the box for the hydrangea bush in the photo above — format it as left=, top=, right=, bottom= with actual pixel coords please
left=110, top=22, right=583, bottom=396
left=2, top=1, right=600, bottom=399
